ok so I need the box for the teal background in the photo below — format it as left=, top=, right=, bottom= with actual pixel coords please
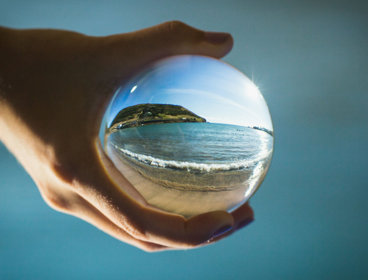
left=0, top=0, right=367, bottom=279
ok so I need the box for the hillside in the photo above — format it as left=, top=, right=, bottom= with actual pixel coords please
left=109, top=103, right=206, bottom=131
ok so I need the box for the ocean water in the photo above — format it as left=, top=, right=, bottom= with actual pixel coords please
left=106, top=123, right=273, bottom=215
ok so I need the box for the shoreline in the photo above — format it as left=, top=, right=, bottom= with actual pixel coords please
left=112, top=144, right=259, bottom=191
left=106, top=143, right=249, bottom=217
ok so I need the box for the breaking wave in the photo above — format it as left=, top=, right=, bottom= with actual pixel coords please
left=113, top=144, right=271, bottom=172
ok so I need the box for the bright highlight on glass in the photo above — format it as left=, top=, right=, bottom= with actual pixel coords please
left=101, top=55, right=274, bottom=217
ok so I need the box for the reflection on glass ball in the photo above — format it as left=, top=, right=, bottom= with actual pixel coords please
left=101, top=55, right=273, bottom=217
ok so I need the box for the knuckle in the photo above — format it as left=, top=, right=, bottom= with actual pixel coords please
left=139, top=244, right=162, bottom=253
left=164, top=20, right=187, bottom=32
left=129, top=227, right=149, bottom=241
left=43, top=191, right=71, bottom=212
left=37, top=183, right=74, bottom=213
left=50, top=162, right=76, bottom=186
left=162, top=20, right=204, bottom=45
left=116, top=217, right=149, bottom=241
left=161, top=20, right=198, bottom=38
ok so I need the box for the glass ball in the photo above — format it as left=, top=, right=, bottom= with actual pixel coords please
left=100, top=55, right=274, bottom=217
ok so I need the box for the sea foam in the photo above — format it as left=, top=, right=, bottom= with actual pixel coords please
left=114, top=144, right=272, bottom=173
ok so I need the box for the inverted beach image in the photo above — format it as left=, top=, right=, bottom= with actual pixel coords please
left=101, top=55, right=274, bottom=216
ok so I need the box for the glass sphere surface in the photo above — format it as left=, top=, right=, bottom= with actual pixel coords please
left=101, top=55, right=274, bottom=217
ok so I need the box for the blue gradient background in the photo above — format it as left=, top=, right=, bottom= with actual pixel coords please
left=0, top=0, right=367, bottom=279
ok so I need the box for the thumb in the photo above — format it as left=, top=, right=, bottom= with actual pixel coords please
left=128, top=20, right=234, bottom=59
left=101, top=21, right=233, bottom=77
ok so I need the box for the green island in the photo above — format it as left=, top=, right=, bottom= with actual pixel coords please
left=108, top=103, right=206, bottom=131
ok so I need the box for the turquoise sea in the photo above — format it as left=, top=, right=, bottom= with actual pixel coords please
left=107, top=123, right=273, bottom=189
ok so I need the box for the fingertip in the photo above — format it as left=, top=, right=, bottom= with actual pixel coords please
left=237, top=217, right=254, bottom=230
left=231, top=202, right=255, bottom=227
left=204, top=32, right=232, bottom=44
left=202, top=31, right=233, bottom=58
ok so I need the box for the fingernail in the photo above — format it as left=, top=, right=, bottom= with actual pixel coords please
left=237, top=217, right=254, bottom=230
left=211, top=225, right=233, bottom=239
left=204, top=32, right=231, bottom=44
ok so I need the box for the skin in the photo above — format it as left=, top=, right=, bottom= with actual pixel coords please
left=0, top=21, right=253, bottom=252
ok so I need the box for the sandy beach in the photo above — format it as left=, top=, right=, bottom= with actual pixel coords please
left=106, top=143, right=268, bottom=217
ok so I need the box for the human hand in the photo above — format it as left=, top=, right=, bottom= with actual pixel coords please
left=0, top=21, right=254, bottom=251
